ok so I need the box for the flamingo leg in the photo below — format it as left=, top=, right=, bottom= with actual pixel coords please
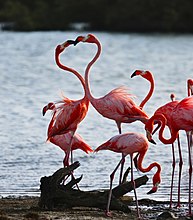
left=119, top=154, right=125, bottom=185
left=116, top=122, right=125, bottom=185
left=170, top=142, right=176, bottom=209
left=130, top=154, right=140, bottom=219
left=62, top=131, right=80, bottom=190
left=106, top=156, right=125, bottom=217
left=176, top=135, right=183, bottom=208
left=187, top=132, right=192, bottom=216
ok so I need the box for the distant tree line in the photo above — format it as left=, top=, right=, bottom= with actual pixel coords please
left=0, top=0, right=193, bottom=32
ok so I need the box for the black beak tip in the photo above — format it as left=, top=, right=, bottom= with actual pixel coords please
left=73, top=40, right=79, bottom=46
left=149, top=139, right=156, bottom=145
left=147, top=188, right=156, bottom=194
left=67, top=40, right=76, bottom=46
left=131, top=72, right=136, bottom=78
left=42, top=108, right=46, bottom=116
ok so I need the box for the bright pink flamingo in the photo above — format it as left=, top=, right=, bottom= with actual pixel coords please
left=44, top=40, right=89, bottom=167
left=150, top=94, right=182, bottom=208
left=145, top=95, right=193, bottom=216
left=95, top=132, right=161, bottom=218
left=74, top=34, right=154, bottom=183
left=43, top=102, right=93, bottom=167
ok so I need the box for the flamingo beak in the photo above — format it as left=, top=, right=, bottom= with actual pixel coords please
left=42, top=106, right=47, bottom=116
left=147, top=183, right=159, bottom=194
left=149, top=139, right=156, bottom=145
left=147, top=186, right=158, bottom=194
left=131, top=71, right=137, bottom=78
left=146, top=130, right=156, bottom=145
left=66, top=40, right=76, bottom=45
left=74, top=36, right=84, bottom=45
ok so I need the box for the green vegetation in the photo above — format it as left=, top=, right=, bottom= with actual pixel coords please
left=0, top=0, right=193, bottom=32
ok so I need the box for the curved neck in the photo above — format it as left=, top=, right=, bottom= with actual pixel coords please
left=84, top=40, right=102, bottom=103
left=151, top=114, right=178, bottom=144
left=55, top=52, right=87, bottom=99
left=137, top=150, right=161, bottom=174
left=140, top=73, right=155, bottom=109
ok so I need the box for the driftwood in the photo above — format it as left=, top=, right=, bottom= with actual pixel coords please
left=39, top=161, right=149, bottom=212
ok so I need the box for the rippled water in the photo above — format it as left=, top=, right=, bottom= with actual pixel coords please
left=0, top=30, right=193, bottom=204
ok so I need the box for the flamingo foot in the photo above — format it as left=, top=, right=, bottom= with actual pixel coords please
left=105, top=210, right=112, bottom=218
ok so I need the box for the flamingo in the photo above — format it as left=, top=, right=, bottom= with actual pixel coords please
left=145, top=95, right=193, bottom=216
left=43, top=102, right=93, bottom=167
left=44, top=39, right=89, bottom=166
left=74, top=34, right=154, bottom=183
left=150, top=94, right=182, bottom=208
left=95, top=132, right=161, bottom=218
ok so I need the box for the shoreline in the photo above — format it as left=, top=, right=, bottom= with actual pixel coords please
left=0, top=196, right=191, bottom=220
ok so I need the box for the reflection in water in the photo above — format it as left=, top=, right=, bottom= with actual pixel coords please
left=0, top=31, right=193, bottom=204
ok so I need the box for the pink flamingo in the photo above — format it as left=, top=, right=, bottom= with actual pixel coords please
left=95, top=132, right=161, bottom=218
left=151, top=94, right=182, bottom=208
left=44, top=40, right=89, bottom=166
left=43, top=102, right=93, bottom=167
left=145, top=95, right=193, bottom=216
left=74, top=34, right=154, bottom=183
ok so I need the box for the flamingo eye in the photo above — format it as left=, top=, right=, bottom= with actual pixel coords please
left=140, top=71, right=146, bottom=75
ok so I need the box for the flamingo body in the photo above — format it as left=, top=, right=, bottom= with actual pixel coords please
left=47, top=99, right=88, bottom=140
left=50, top=132, right=93, bottom=166
left=90, top=86, right=148, bottom=124
left=171, top=96, right=193, bottom=132
left=95, top=132, right=148, bottom=154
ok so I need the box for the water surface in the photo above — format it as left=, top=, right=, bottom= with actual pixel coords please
left=0, top=31, right=193, bottom=204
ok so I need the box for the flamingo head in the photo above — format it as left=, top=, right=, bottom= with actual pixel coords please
left=145, top=119, right=156, bottom=145
left=74, top=34, right=98, bottom=45
left=170, top=93, right=176, bottom=101
left=147, top=171, right=161, bottom=194
left=187, top=79, right=193, bottom=96
left=131, top=70, right=153, bottom=81
left=55, top=40, right=75, bottom=54
left=42, top=102, right=55, bottom=116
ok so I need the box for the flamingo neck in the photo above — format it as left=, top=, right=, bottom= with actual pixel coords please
left=152, top=114, right=178, bottom=144
left=84, top=40, right=102, bottom=104
left=139, top=73, right=155, bottom=109
left=55, top=52, right=87, bottom=100
left=137, top=150, right=161, bottom=178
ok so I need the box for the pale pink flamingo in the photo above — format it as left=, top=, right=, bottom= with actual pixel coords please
left=145, top=95, right=193, bottom=216
left=95, top=132, right=161, bottom=218
left=74, top=34, right=154, bottom=183
left=43, top=102, right=93, bottom=167
left=44, top=40, right=89, bottom=166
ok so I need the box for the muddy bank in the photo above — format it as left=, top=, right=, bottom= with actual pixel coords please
left=0, top=196, right=192, bottom=220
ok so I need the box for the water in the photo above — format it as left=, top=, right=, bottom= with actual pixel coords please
left=0, top=31, right=193, bottom=204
